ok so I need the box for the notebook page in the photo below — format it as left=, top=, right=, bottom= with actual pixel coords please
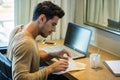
left=53, top=58, right=86, bottom=75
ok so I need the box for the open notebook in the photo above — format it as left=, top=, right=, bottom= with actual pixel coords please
left=42, top=22, right=92, bottom=59
left=52, top=58, right=86, bottom=75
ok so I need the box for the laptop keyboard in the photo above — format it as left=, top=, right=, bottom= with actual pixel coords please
left=63, top=46, right=80, bottom=57
left=42, top=45, right=85, bottom=59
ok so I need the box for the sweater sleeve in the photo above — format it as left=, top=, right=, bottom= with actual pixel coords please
left=12, top=38, right=48, bottom=80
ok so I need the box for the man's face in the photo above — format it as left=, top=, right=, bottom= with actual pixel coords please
left=39, top=16, right=59, bottom=38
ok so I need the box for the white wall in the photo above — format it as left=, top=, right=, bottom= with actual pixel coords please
left=75, top=0, right=120, bottom=57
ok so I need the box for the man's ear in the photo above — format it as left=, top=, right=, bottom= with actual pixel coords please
left=38, top=14, right=46, bottom=24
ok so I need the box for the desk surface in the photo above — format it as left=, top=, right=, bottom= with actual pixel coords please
left=38, top=40, right=120, bottom=80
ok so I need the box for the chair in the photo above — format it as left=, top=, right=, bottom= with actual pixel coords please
left=0, top=46, right=7, bottom=54
left=0, top=52, right=12, bottom=80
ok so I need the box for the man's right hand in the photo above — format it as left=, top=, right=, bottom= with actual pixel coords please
left=46, top=59, right=68, bottom=74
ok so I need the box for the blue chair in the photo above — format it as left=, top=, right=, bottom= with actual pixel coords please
left=0, top=46, right=7, bottom=54
left=0, top=52, right=12, bottom=80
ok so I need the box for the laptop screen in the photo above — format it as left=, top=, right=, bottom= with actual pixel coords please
left=64, top=23, right=92, bottom=55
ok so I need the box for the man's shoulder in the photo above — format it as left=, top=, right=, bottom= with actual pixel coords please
left=15, top=32, right=34, bottom=44
left=12, top=24, right=24, bottom=33
left=9, top=25, right=24, bottom=40
left=12, top=34, right=35, bottom=51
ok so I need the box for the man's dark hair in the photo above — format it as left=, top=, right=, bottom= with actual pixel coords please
left=32, top=1, right=65, bottom=21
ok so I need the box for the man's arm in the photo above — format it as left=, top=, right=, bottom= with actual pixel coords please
left=39, top=49, right=71, bottom=63
left=12, top=40, right=48, bottom=80
left=39, top=50, right=54, bottom=65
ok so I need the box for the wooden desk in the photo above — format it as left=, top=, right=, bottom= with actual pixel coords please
left=38, top=40, right=120, bottom=80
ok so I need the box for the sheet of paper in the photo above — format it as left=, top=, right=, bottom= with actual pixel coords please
left=53, top=58, right=86, bottom=75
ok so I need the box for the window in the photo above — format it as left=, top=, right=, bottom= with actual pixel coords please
left=84, top=0, right=120, bottom=35
left=0, top=0, right=14, bottom=47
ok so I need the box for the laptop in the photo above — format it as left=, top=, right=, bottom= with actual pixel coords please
left=42, top=22, right=92, bottom=59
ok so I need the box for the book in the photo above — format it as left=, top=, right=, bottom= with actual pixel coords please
left=104, top=60, right=120, bottom=76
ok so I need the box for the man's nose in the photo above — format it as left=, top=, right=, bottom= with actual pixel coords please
left=52, top=27, right=56, bottom=32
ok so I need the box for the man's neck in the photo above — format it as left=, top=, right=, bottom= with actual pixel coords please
left=25, top=21, right=39, bottom=39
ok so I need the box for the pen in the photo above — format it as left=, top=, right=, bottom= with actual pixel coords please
left=44, top=42, right=56, bottom=44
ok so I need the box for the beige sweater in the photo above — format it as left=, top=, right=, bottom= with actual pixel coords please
left=7, top=26, right=48, bottom=80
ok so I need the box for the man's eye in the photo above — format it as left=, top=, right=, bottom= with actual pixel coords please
left=52, top=24, right=55, bottom=26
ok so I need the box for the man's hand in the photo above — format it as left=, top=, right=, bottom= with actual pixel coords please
left=56, top=49, right=71, bottom=59
left=46, top=59, right=69, bottom=74
left=49, top=49, right=71, bottom=60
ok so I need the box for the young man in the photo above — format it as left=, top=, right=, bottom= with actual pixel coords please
left=7, top=1, right=70, bottom=80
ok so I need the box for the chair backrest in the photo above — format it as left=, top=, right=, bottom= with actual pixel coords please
left=0, top=52, right=12, bottom=80
left=0, top=46, right=7, bottom=54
